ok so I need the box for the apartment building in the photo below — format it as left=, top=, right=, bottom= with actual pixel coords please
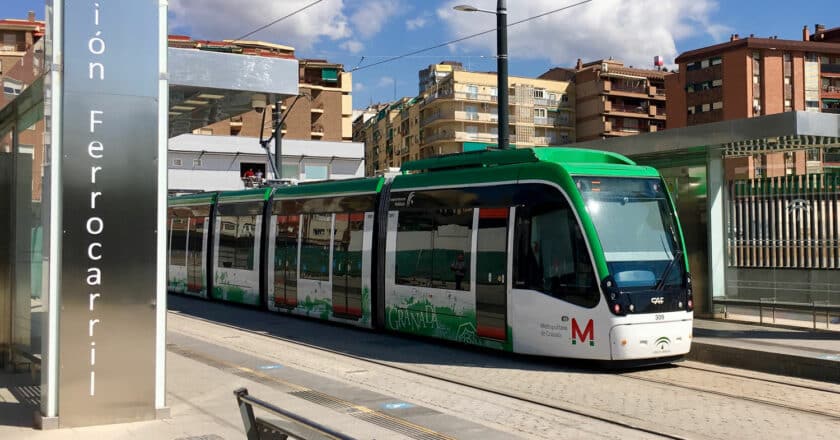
left=356, top=98, right=420, bottom=175
left=418, top=61, right=464, bottom=94
left=170, top=36, right=354, bottom=142
left=541, top=59, right=668, bottom=142
left=0, top=12, right=44, bottom=105
left=666, top=24, right=840, bottom=128
left=419, top=70, right=575, bottom=159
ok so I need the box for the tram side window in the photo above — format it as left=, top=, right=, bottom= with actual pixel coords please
left=300, top=214, right=331, bottom=281
left=514, top=203, right=598, bottom=308
left=187, top=218, right=205, bottom=263
left=396, top=208, right=472, bottom=291
left=170, top=217, right=189, bottom=266
left=333, top=213, right=365, bottom=280
left=218, top=215, right=256, bottom=270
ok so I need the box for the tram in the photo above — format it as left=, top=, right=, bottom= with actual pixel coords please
left=167, top=148, right=693, bottom=361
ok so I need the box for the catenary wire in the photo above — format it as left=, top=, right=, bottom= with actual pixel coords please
left=229, top=0, right=325, bottom=43
left=350, top=0, right=593, bottom=72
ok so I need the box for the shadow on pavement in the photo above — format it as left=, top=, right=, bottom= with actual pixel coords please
left=0, top=371, right=39, bottom=428
left=167, top=294, right=623, bottom=375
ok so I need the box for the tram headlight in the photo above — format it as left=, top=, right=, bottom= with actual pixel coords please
left=602, top=275, right=627, bottom=316
left=685, top=272, right=694, bottom=312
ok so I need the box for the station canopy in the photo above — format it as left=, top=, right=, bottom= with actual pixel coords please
left=168, top=47, right=299, bottom=138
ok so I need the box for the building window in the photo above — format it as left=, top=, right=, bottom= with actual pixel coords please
left=193, top=128, right=213, bottom=135
left=687, top=106, right=696, bottom=115
left=701, top=59, right=710, bottom=68
left=534, top=108, right=547, bottom=118
left=466, top=84, right=478, bottom=99
left=3, top=79, right=22, bottom=95
left=561, top=94, right=569, bottom=103
left=702, top=103, right=711, bottom=112
left=712, top=79, right=723, bottom=87
left=533, top=88, right=546, bottom=99
left=712, top=101, right=723, bottom=110
left=711, top=57, right=722, bottom=66
left=784, top=76, right=791, bottom=85
left=192, top=159, right=203, bottom=167
left=304, top=164, right=328, bottom=180
left=783, top=52, right=791, bottom=62
left=172, top=159, right=183, bottom=167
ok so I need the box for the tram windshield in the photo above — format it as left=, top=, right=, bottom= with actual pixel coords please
left=577, top=177, right=684, bottom=290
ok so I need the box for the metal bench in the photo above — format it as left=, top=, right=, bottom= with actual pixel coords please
left=234, top=388, right=356, bottom=440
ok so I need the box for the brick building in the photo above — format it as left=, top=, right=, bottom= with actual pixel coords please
left=666, top=24, right=840, bottom=129
left=0, top=12, right=44, bottom=106
left=540, top=59, right=668, bottom=142
left=1, top=12, right=45, bottom=201
left=355, top=66, right=576, bottom=175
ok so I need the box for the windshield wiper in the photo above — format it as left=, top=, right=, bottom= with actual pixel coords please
left=655, top=249, right=683, bottom=291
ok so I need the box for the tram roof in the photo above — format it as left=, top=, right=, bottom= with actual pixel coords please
left=168, top=191, right=217, bottom=206
left=399, top=147, right=637, bottom=174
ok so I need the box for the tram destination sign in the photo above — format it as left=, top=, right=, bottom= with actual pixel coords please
left=58, top=0, right=160, bottom=427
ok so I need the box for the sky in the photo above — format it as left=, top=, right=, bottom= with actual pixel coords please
left=3, top=0, right=838, bottom=108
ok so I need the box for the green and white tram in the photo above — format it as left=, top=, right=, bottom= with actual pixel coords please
left=167, top=148, right=693, bottom=362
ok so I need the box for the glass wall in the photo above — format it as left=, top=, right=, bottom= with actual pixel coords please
left=0, top=101, right=45, bottom=371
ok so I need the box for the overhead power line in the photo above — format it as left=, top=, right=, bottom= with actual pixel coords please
left=351, top=0, right=593, bottom=73
left=230, top=0, right=325, bottom=43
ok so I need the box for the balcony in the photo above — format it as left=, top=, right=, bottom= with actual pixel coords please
left=610, top=83, right=647, bottom=94
left=610, top=103, right=648, bottom=115
left=0, top=41, right=27, bottom=52
left=533, top=116, right=557, bottom=126
left=422, top=131, right=499, bottom=144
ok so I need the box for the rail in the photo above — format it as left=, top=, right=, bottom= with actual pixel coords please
left=713, top=297, right=840, bottom=329
left=235, top=388, right=356, bottom=440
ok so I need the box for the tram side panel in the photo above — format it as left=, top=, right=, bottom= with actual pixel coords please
left=212, top=200, right=264, bottom=305
left=507, top=181, right=613, bottom=360
left=384, top=187, right=510, bottom=351
left=266, top=194, right=376, bottom=328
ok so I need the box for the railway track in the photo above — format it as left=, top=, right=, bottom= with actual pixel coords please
left=171, top=310, right=691, bottom=439
left=620, top=364, right=840, bottom=420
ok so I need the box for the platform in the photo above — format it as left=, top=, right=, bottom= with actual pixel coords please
left=689, top=318, right=840, bottom=383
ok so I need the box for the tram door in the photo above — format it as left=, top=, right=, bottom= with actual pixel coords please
left=274, top=215, right=299, bottom=308
left=475, top=208, right=509, bottom=340
left=186, top=217, right=205, bottom=293
left=332, top=213, right=364, bottom=318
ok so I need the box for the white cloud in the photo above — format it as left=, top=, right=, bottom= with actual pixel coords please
left=341, top=40, right=364, bottom=54
left=348, top=0, right=403, bottom=39
left=354, top=82, right=365, bottom=91
left=377, top=76, right=395, bottom=87
left=436, top=0, right=730, bottom=68
left=406, top=16, right=428, bottom=31
left=169, top=0, right=351, bottom=52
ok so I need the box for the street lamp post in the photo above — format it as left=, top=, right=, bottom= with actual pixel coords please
left=454, top=0, right=509, bottom=150
left=258, top=94, right=308, bottom=182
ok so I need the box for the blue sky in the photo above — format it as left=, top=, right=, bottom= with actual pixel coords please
left=3, top=0, right=837, bottom=108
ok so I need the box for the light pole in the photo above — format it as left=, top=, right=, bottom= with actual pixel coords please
left=258, top=93, right=309, bottom=182
left=454, top=1, right=509, bottom=150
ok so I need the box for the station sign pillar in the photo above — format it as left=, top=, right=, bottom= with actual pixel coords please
left=39, top=0, right=168, bottom=428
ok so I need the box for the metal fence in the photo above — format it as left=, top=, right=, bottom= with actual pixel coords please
left=727, top=173, right=840, bottom=268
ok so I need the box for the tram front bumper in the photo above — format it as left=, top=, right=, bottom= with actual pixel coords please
left=609, top=318, right=692, bottom=360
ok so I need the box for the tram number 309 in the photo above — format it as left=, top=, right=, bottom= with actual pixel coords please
left=655, top=314, right=665, bottom=321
